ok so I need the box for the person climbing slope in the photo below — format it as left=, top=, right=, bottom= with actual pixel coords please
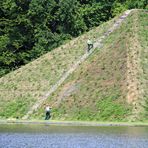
left=87, top=39, right=93, bottom=52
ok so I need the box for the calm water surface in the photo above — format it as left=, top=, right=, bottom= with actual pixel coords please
left=0, top=124, right=148, bottom=148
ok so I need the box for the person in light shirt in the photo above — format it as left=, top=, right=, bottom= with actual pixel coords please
left=45, top=105, right=52, bottom=120
left=87, top=39, right=93, bottom=52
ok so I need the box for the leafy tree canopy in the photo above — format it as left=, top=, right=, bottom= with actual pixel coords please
left=0, top=0, right=147, bottom=77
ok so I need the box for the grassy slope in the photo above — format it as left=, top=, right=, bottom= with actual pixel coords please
left=33, top=10, right=147, bottom=122
left=0, top=13, right=121, bottom=119
left=138, top=10, right=148, bottom=120
left=0, top=10, right=147, bottom=122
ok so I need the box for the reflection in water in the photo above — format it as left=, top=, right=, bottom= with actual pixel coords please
left=126, top=126, right=147, bottom=138
left=0, top=124, right=148, bottom=148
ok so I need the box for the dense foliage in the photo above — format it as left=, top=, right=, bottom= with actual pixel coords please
left=0, top=0, right=147, bottom=77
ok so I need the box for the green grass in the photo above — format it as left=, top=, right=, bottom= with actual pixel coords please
left=138, top=10, right=148, bottom=120
left=0, top=119, right=148, bottom=126
left=0, top=97, right=34, bottom=119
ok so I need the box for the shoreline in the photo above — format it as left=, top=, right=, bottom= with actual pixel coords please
left=0, top=119, right=148, bottom=127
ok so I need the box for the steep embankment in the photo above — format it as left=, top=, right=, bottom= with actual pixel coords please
left=33, top=10, right=147, bottom=122
left=0, top=12, right=122, bottom=119
left=138, top=11, right=148, bottom=120
left=0, top=10, right=147, bottom=122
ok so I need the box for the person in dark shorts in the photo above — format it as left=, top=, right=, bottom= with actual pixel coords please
left=87, top=39, right=93, bottom=52
left=45, top=105, right=51, bottom=120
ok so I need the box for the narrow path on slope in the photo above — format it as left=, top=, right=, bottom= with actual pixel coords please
left=23, top=10, right=133, bottom=119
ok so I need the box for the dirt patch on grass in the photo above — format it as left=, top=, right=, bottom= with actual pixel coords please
left=126, top=11, right=144, bottom=120
left=49, top=80, right=80, bottom=108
